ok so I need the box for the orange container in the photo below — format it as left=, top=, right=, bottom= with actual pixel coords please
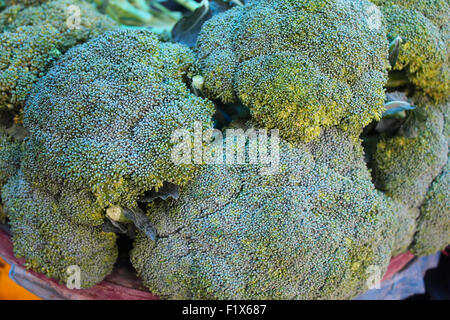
left=0, top=256, right=41, bottom=300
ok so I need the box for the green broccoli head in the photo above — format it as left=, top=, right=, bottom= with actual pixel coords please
left=371, top=95, right=448, bottom=256
left=131, top=128, right=395, bottom=299
left=195, top=0, right=389, bottom=142
left=0, top=0, right=118, bottom=116
left=2, top=170, right=118, bottom=288
left=388, top=200, right=420, bottom=256
left=22, top=29, right=215, bottom=226
left=4, top=0, right=48, bottom=6
left=372, top=0, right=449, bottom=101
left=373, top=96, right=447, bottom=208
left=409, top=100, right=449, bottom=256
left=410, top=158, right=450, bottom=255
left=0, top=130, right=21, bottom=190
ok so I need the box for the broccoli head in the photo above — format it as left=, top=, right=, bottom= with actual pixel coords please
left=0, top=0, right=118, bottom=117
left=195, top=0, right=389, bottom=142
left=387, top=200, right=420, bottom=256
left=4, top=0, right=48, bottom=6
left=0, top=130, right=21, bottom=190
left=373, top=96, right=447, bottom=208
left=372, top=0, right=449, bottom=101
left=22, top=29, right=215, bottom=226
left=410, top=158, right=450, bottom=255
left=2, top=170, right=118, bottom=288
left=370, top=95, right=449, bottom=255
left=131, top=128, right=395, bottom=299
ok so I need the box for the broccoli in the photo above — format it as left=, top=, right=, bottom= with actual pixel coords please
left=410, top=158, right=450, bottom=255
left=370, top=94, right=449, bottom=255
left=388, top=201, right=420, bottom=256
left=130, top=128, right=395, bottom=299
left=2, top=170, right=118, bottom=288
left=22, top=29, right=214, bottom=226
left=0, top=128, right=21, bottom=223
left=195, top=0, right=389, bottom=142
left=372, top=0, right=449, bottom=101
left=409, top=100, right=449, bottom=255
left=373, top=96, right=447, bottom=208
left=0, top=0, right=118, bottom=119
left=4, top=0, right=48, bottom=6
left=0, top=130, right=21, bottom=190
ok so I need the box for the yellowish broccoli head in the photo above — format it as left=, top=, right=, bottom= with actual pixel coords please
left=196, top=0, right=389, bottom=142
left=372, top=0, right=449, bottom=101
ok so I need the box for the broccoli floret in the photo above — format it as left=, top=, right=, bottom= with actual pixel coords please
left=0, top=130, right=21, bottom=190
left=388, top=200, right=420, bottom=256
left=409, top=100, right=449, bottom=255
left=4, top=0, right=47, bottom=6
left=373, top=96, right=447, bottom=208
left=22, top=29, right=214, bottom=226
left=370, top=95, right=448, bottom=255
left=410, top=159, right=450, bottom=255
left=131, top=128, right=395, bottom=299
left=0, top=0, right=118, bottom=117
left=195, top=0, right=389, bottom=142
left=372, top=0, right=449, bottom=101
left=2, top=170, right=118, bottom=288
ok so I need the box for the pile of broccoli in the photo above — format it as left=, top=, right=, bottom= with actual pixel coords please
left=0, top=0, right=448, bottom=299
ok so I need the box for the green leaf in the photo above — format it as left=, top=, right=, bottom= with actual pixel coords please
left=388, top=36, right=402, bottom=68
left=383, top=100, right=415, bottom=117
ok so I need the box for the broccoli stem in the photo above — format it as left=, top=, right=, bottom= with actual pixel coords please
left=174, top=0, right=202, bottom=12
left=151, top=2, right=183, bottom=22
left=130, top=0, right=151, bottom=12
left=106, top=205, right=133, bottom=223
left=94, top=0, right=181, bottom=26
left=97, top=0, right=154, bottom=24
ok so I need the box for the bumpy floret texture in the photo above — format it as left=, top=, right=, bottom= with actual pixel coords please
left=4, top=0, right=48, bottom=6
left=0, top=130, right=20, bottom=189
left=373, top=98, right=447, bottom=208
left=131, top=129, right=395, bottom=299
left=0, top=0, right=118, bottom=115
left=372, top=0, right=449, bottom=101
left=409, top=100, right=449, bottom=255
left=410, top=159, right=450, bottom=255
left=372, top=96, right=449, bottom=255
left=23, top=29, right=215, bottom=226
left=196, top=0, right=389, bottom=142
left=2, top=170, right=118, bottom=288
left=388, top=200, right=420, bottom=256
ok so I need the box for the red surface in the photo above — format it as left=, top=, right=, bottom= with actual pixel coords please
left=381, top=251, right=415, bottom=281
left=0, top=226, right=417, bottom=300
